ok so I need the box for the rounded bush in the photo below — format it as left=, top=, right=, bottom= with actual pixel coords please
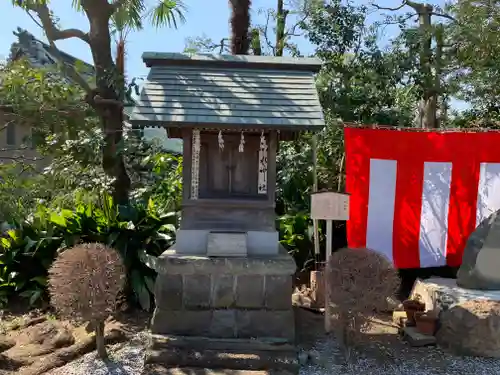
left=48, top=243, right=126, bottom=322
left=326, top=247, right=399, bottom=348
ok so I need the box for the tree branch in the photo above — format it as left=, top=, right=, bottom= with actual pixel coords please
left=27, top=3, right=90, bottom=44
left=18, top=3, right=93, bottom=94
left=373, top=0, right=455, bottom=22
left=431, top=12, right=456, bottom=22
left=371, top=1, right=407, bottom=12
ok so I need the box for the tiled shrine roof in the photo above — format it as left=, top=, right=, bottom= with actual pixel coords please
left=130, top=52, right=325, bottom=131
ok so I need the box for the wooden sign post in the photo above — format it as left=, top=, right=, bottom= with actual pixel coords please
left=310, top=191, right=350, bottom=333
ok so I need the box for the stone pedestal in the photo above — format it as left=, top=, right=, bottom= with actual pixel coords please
left=151, top=247, right=297, bottom=342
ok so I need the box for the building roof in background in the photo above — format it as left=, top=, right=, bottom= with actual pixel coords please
left=10, top=28, right=94, bottom=79
left=130, top=52, right=325, bottom=132
left=7, top=29, right=182, bottom=154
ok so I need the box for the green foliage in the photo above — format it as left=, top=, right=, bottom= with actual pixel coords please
left=447, top=0, right=500, bottom=110
left=0, top=195, right=177, bottom=311
left=0, top=60, right=93, bottom=152
left=278, top=213, right=315, bottom=271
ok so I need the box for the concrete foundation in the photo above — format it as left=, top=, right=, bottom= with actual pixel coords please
left=151, top=246, right=297, bottom=342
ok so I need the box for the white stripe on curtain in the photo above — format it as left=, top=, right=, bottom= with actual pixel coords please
left=476, top=163, right=500, bottom=226
left=366, top=158, right=397, bottom=264
left=418, top=162, right=453, bottom=268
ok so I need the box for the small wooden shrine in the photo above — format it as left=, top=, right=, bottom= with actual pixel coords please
left=130, top=52, right=324, bottom=371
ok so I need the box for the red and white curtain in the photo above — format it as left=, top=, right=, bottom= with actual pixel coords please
left=344, top=126, right=500, bottom=269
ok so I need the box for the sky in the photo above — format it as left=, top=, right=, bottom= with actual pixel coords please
left=1, top=0, right=463, bottom=109
left=0, top=0, right=433, bottom=79
left=0, top=0, right=312, bottom=80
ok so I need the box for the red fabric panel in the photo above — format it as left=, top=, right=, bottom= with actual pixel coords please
left=343, top=127, right=500, bottom=268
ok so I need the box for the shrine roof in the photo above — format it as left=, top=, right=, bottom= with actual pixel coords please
left=130, top=52, right=325, bottom=131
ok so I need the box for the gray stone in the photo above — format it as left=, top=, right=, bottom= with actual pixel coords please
left=151, top=309, right=212, bottom=336
left=457, top=210, right=500, bottom=290
left=210, top=310, right=236, bottom=338
left=436, top=299, right=500, bottom=357
left=154, top=274, right=183, bottom=310
left=264, top=275, right=292, bottom=309
left=236, top=310, right=295, bottom=341
left=174, top=229, right=209, bottom=255
left=212, top=275, right=235, bottom=308
left=246, top=230, right=279, bottom=255
left=236, top=275, right=264, bottom=308
left=184, top=274, right=211, bottom=308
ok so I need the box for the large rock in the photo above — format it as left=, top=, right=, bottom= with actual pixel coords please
left=457, top=210, right=500, bottom=290
left=436, top=300, right=500, bottom=358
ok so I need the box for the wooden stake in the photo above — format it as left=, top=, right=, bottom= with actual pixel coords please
left=325, top=219, right=333, bottom=333
left=312, top=134, right=320, bottom=265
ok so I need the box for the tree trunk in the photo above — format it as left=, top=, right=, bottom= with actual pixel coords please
left=87, top=7, right=131, bottom=204
left=250, top=29, right=262, bottom=55
left=275, top=0, right=289, bottom=57
left=95, top=320, right=107, bottom=359
left=229, top=0, right=252, bottom=54
left=416, top=5, right=438, bottom=128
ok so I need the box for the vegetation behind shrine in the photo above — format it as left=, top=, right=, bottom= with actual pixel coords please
left=1, top=0, right=499, bottom=310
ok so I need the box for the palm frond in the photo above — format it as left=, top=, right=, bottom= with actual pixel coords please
left=147, top=0, right=187, bottom=29
left=112, top=0, right=145, bottom=32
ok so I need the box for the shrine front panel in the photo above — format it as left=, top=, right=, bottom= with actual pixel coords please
left=198, top=133, right=261, bottom=199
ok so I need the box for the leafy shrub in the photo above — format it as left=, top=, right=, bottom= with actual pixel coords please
left=278, top=213, right=316, bottom=271
left=326, top=247, right=399, bottom=358
left=0, top=194, right=177, bottom=311
left=49, top=243, right=126, bottom=359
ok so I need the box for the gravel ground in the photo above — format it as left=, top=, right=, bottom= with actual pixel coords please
left=299, top=336, right=500, bottom=375
left=47, top=333, right=148, bottom=375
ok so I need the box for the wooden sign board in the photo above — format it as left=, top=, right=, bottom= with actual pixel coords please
left=311, top=191, right=349, bottom=221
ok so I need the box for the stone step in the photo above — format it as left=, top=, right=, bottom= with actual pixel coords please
left=150, top=334, right=295, bottom=352
left=147, top=347, right=299, bottom=373
left=143, top=365, right=295, bottom=375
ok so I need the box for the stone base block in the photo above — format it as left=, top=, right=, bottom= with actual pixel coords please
left=410, top=277, right=500, bottom=314
left=151, top=249, right=296, bottom=342
left=151, top=309, right=295, bottom=341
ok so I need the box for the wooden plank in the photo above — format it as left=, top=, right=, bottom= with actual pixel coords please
left=402, top=326, right=436, bottom=347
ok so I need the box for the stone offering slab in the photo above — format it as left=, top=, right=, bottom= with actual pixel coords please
left=207, top=232, right=247, bottom=257
left=410, top=277, right=500, bottom=314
